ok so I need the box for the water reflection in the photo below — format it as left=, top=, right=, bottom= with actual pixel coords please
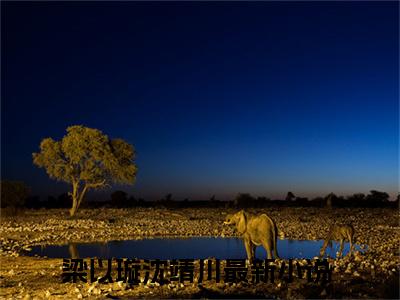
left=29, top=237, right=363, bottom=259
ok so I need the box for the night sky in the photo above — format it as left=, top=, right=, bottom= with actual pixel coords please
left=2, top=2, right=398, bottom=200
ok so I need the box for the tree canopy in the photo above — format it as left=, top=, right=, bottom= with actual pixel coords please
left=33, top=125, right=137, bottom=216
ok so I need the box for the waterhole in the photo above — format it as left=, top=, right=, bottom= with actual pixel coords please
left=26, top=237, right=364, bottom=259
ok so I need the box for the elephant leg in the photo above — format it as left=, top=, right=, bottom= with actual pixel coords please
left=349, top=241, right=353, bottom=256
left=273, top=240, right=279, bottom=259
left=262, top=240, right=272, bottom=259
left=338, top=239, right=344, bottom=258
left=243, top=237, right=253, bottom=262
left=320, top=241, right=328, bottom=258
left=251, top=244, right=257, bottom=261
left=348, top=234, right=354, bottom=255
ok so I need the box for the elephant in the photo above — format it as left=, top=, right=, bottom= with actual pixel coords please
left=319, top=224, right=354, bottom=258
left=223, top=210, right=279, bottom=261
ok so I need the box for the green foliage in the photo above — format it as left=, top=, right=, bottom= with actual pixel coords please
left=1, top=180, right=29, bottom=208
left=32, top=125, right=137, bottom=216
left=33, top=126, right=136, bottom=185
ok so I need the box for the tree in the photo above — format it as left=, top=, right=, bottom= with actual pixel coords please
left=1, top=180, right=29, bottom=209
left=348, top=193, right=365, bottom=201
left=346, top=193, right=365, bottom=207
left=234, top=193, right=255, bottom=208
left=285, top=192, right=295, bottom=202
left=163, top=193, right=173, bottom=202
left=256, top=196, right=271, bottom=208
left=365, top=190, right=389, bottom=207
left=33, top=125, right=137, bottom=216
left=325, top=193, right=336, bottom=209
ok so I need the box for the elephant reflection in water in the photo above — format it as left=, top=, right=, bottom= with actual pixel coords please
left=68, top=243, right=79, bottom=258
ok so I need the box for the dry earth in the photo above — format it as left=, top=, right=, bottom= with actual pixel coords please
left=0, top=207, right=399, bottom=299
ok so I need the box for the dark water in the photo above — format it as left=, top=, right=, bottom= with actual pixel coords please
left=27, top=238, right=362, bottom=259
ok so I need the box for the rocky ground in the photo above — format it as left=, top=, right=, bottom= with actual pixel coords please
left=0, top=207, right=399, bottom=299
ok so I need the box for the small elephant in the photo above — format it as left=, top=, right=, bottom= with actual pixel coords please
left=319, top=224, right=354, bottom=258
left=223, top=210, right=279, bottom=260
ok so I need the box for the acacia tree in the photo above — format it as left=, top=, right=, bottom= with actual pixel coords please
left=33, top=125, right=137, bottom=216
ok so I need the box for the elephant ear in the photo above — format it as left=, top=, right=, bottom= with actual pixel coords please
left=237, top=210, right=247, bottom=234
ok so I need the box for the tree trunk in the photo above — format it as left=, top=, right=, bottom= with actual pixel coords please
left=77, top=185, right=88, bottom=210
left=70, top=195, right=79, bottom=217
left=68, top=243, right=79, bottom=259
left=69, top=182, right=89, bottom=217
left=69, top=180, right=105, bottom=216
left=69, top=181, right=79, bottom=217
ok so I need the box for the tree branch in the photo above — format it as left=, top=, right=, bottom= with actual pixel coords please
left=86, top=179, right=107, bottom=189
left=77, top=184, right=89, bottom=208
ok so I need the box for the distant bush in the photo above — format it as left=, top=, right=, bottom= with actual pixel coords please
left=1, top=181, right=29, bottom=213
left=365, top=190, right=389, bottom=206
left=233, top=193, right=273, bottom=208
left=111, top=190, right=128, bottom=207
left=234, top=193, right=255, bottom=208
left=25, top=195, right=41, bottom=209
left=109, top=191, right=139, bottom=208
left=285, top=192, right=295, bottom=202
left=14, top=189, right=398, bottom=210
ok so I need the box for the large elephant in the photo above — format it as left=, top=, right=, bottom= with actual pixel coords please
left=223, top=210, right=279, bottom=260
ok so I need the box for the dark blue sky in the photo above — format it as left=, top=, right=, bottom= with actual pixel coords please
left=2, top=2, right=398, bottom=200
